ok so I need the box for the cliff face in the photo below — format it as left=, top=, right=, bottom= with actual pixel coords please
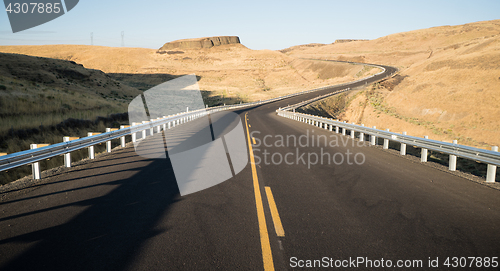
left=158, top=36, right=240, bottom=51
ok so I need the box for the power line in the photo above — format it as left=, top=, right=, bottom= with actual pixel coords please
left=121, top=31, right=124, bottom=47
left=90, top=32, right=93, bottom=45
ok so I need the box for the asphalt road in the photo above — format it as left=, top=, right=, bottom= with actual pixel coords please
left=1, top=63, right=499, bottom=271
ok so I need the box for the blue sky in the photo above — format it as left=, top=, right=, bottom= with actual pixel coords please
left=1, top=0, right=499, bottom=50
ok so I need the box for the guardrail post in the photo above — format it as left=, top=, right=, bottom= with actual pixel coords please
left=421, top=136, right=428, bottom=162
left=87, top=132, right=96, bottom=159
left=335, top=125, right=339, bottom=133
left=400, top=132, right=407, bottom=155
left=30, top=144, right=41, bottom=180
left=486, top=146, right=498, bottom=183
left=449, top=140, right=458, bottom=171
left=350, top=123, right=355, bottom=139
left=383, top=129, right=390, bottom=149
left=141, top=121, right=147, bottom=139
left=329, top=124, right=333, bottom=131
left=132, top=131, right=137, bottom=143
left=63, top=137, right=71, bottom=167
left=120, top=125, right=129, bottom=147
left=360, top=124, right=364, bottom=141
left=342, top=122, right=346, bottom=136
left=63, top=136, right=71, bottom=167
left=370, top=126, right=376, bottom=145
left=105, top=128, right=112, bottom=152
left=89, top=133, right=97, bottom=158
left=131, top=123, right=137, bottom=143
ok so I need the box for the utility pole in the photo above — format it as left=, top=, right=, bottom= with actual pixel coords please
left=90, top=32, right=93, bottom=45
left=121, top=31, right=124, bottom=47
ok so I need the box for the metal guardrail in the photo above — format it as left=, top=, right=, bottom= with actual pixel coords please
left=0, top=106, right=222, bottom=174
left=277, top=107, right=499, bottom=183
left=0, top=63, right=384, bottom=180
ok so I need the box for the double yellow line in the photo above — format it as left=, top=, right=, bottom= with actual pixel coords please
left=245, top=113, right=285, bottom=271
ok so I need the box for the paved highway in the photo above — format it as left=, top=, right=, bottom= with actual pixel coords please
left=1, top=63, right=499, bottom=270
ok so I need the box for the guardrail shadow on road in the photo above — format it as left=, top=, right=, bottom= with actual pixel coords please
left=0, top=139, right=182, bottom=271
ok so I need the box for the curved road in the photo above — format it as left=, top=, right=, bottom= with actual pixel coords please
left=1, top=62, right=499, bottom=271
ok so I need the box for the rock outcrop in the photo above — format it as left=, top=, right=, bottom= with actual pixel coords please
left=334, top=39, right=369, bottom=43
left=158, top=36, right=240, bottom=52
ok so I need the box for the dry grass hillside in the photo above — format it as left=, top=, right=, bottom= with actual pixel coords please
left=0, top=44, right=375, bottom=104
left=285, top=20, right=500, bottom=149
left=0, top=52, right=141, bottom=135
left=0, top=53, right=144, bottom=184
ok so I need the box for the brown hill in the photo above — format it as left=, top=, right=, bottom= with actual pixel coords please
left=0, top=44, right=372, bottom=104
left=284, top=20, right=500, bottom=149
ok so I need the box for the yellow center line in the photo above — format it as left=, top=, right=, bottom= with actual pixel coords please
left=265, top=187, right=285, bottom=237
left=252, top=137, right=257, bottom=145
left=245, top=112, right=275, bottom=271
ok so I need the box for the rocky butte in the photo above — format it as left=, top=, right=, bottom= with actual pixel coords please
left=334, top=39, right=369, bottom=43
left=157, top=36, right=241, bottom=52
